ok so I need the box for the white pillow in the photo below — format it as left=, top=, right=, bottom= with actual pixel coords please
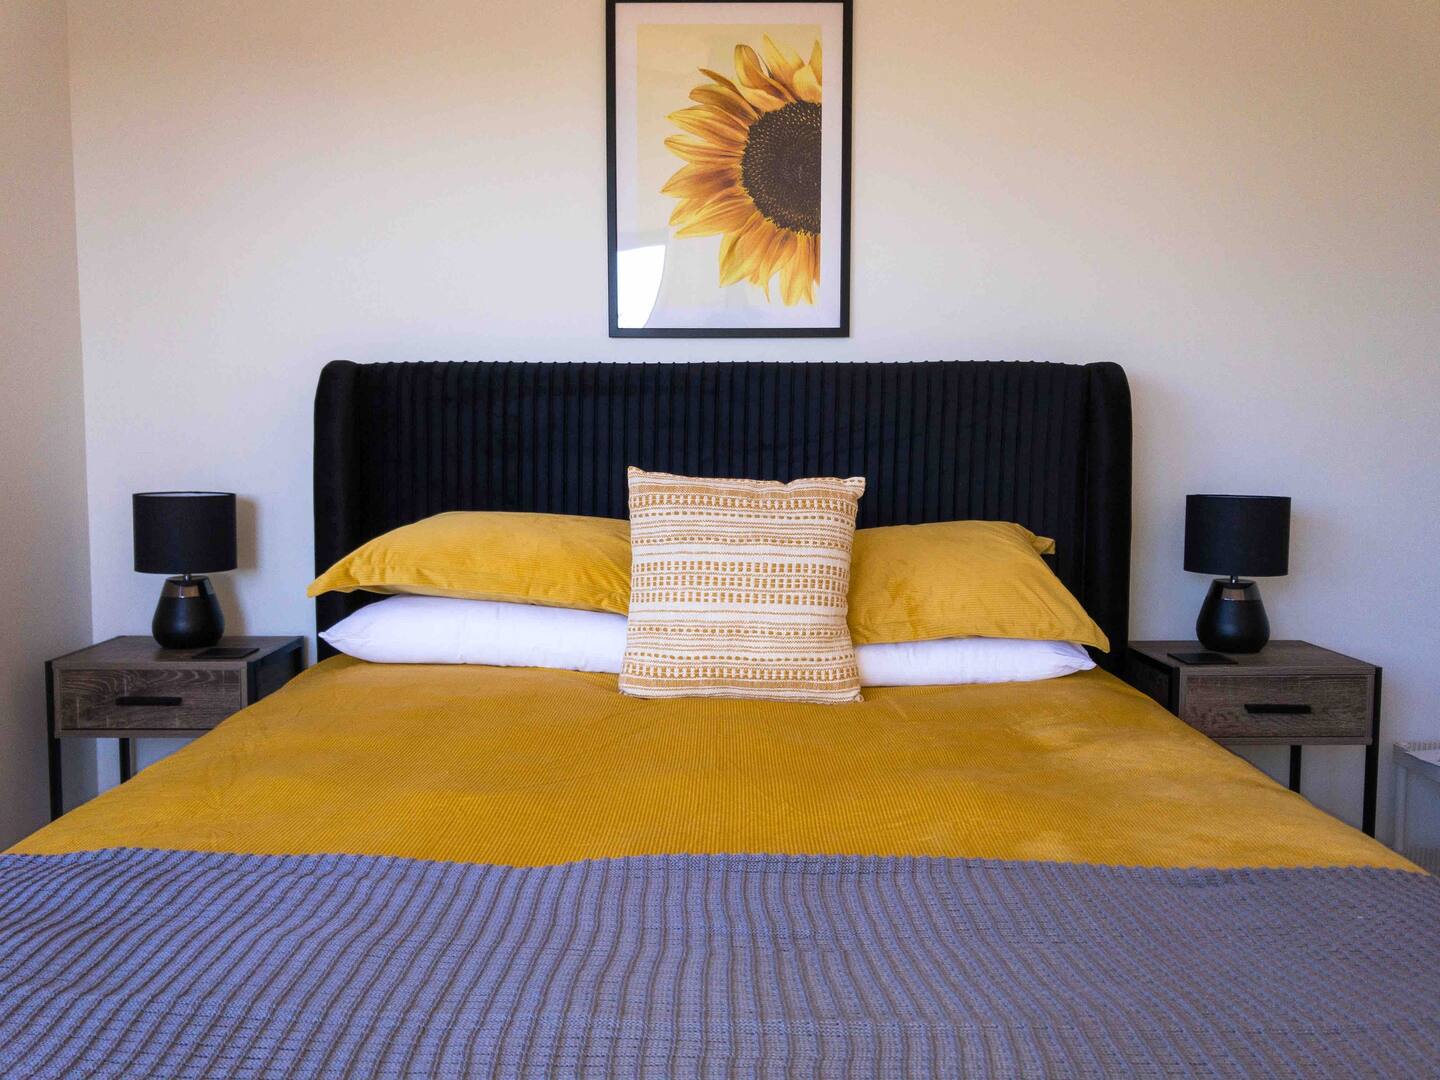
left=855, top=637, right=1094, bottom=686
left=320, top=595, right=626, bottom=671
left=321, top=595, right=1094, bottom=685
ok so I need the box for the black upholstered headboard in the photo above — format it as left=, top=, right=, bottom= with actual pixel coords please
left=314, top=361, right=1132, bottom=669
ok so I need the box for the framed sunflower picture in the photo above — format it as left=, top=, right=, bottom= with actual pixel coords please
left=607, top=0, right=852, bottom=337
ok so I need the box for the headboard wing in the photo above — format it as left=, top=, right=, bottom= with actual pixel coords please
left=314, top=360, right=1132, bottom=668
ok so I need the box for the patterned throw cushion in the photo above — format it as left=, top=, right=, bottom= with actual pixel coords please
left=620, top=467, right=866, bottom=704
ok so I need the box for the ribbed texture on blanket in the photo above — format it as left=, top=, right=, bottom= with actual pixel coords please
left=3, top=850, right=1438, bottom=1078
left=14, top=662, right=1415, bottom=872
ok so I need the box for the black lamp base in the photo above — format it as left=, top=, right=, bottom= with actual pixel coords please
left=1196, top=578, right=1270, bottom=654
left=152, top=575, right=225, bottom=649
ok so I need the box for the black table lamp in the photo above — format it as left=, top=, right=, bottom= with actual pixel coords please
left=1184, top=494, right=1290, bottom=653
left=133, top=492, right=237, bottom=649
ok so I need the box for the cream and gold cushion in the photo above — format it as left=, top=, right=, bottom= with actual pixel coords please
left=620, top=467, right=865, bottom=703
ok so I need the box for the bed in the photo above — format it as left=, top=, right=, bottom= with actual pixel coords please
left=4, top=360, right=1438, bottom=1078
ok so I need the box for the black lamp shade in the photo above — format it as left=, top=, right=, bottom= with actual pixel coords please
left=1184, top=494, right=1290, bottom=578
left=133, top=492, right=237, bottom=575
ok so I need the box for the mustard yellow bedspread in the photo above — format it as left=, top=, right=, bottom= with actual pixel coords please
left=14, top=656, right=1411, bottom=870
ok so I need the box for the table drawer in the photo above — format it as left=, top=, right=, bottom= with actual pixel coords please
left=1179, top=674, right=1371, bottom=741
left=55, top=666, right=243, bottom=733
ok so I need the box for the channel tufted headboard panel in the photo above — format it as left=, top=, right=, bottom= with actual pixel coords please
left=314, top=360, right=1132, bottom=668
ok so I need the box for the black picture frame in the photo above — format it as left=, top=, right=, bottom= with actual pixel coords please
left=606, top=0, right=852, bottom=338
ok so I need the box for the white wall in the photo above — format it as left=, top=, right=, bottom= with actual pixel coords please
left=65, top=1, right=1439, bottom=833
left=0, top=0, right=93, bottom=842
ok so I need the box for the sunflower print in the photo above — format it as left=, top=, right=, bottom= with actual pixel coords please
left=661, top=35, right=822, bottom=306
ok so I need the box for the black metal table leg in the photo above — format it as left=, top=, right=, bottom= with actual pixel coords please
left=1363, top=667, right=1382, bottom=837
left=119, top=738, right=133, bottom=783
left=48, top=734, right=62, bottom=820
left=45, top=661, right=62, bottom=821
left=1288, top=745, right=1302, bottom=792
left=1363, top=743, right=1379, bottom=837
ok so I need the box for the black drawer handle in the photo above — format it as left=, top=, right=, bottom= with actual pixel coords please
left=114, top=695, right=182, bottom=707
left=1244, top=703, right=1313, bottom=715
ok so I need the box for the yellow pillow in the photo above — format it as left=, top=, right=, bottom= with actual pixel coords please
left=847, top=520, right=1109, bottom=650
left=308, top=511, right=630, bottom=614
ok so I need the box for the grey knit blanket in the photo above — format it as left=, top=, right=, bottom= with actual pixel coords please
left=2, top=849, right=1439, bottom=1078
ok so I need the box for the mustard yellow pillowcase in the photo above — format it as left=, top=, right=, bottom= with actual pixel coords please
left=308, top=511, right=630, bottom=614
left=847, top=520, right=1109, bottom=651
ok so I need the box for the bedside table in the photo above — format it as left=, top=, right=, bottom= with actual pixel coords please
left=1126, top=641, right=1381, bottom=835
left=45, top=635, right=304, bottom=820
